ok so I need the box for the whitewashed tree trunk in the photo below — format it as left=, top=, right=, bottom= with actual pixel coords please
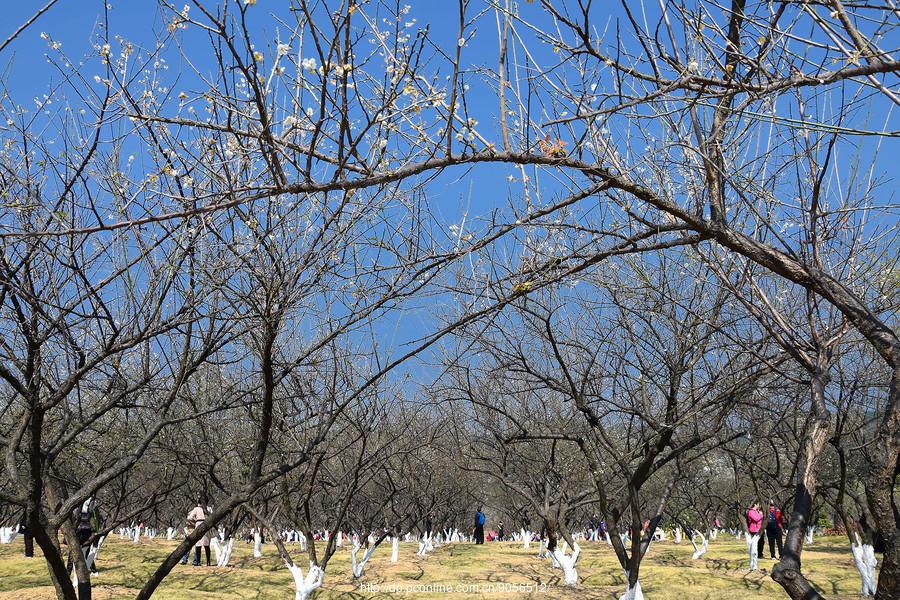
left=211, top=537, right=222, bottom=564
left=417, top=533, right=433, bottom=556
left=336, top=531, right=343, bottom=548
left=253, top=529, right=263, bottom=558
left=221, top=538, right=234, bottom=566
left=552, top=542, right=580, bottom=586
left=805, top=526, right=815, bottom=545
left=605, top=531, right=612, bottom=545
left=0, top=526, right=18, bottom=544
left=691, top=531, right=708, bottom=559
left=288, top=562, right=324, bottom=600
left=391, top=536, right=399, bottom=562
left=709, top=528, right=717, bottom=541
left=72, top=536, right=104, bottom=587
left=674, top=527, right=682, bottom=544
left=132, top=526, right=140, bottom=544
left=351, top=540, right=382, bottom=578
left=747, top=533, right=760, bottom=570
left=851, top=533, right=878, bottom=596
left=618, top=571, right=644, bottom=600
left=298, top=532, right=307, bottom=551
left=538, top=538, right=548, bottom=558
left=211, top=537, right=234, bottom=566
left=520, top=528, right=531, bottom=549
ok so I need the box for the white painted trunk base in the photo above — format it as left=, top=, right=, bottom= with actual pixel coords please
left=520, top=528, right=531, bottom=549
left=691, top=531, right=708, bottom=560
left=211, top=537, right=235, bottom=567
left=417, top=533, right=433, bottom=556
left=288, top=563, right=323, bottom=600
left=850, top=537, right=877, bottom=597
left=552, top=543, right=580, bottom=586
left=391, top=537, right=399, bottom=562
left=72, top=536, right=104, bottom=587
left=253, top=530, right=262, bottom=558
left=0, top=526, right=18, bottom=544
left=618, top=572, right=644, bottom=600
left=351, top=541, right=381, bottom=578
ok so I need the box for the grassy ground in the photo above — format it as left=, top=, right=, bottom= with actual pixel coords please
left=0, top=535, right=871, bottom=599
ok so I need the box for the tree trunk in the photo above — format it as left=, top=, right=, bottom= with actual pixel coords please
left=772, top=370, right=830, bottom=598
left=868, top=368, right=900, bottom=600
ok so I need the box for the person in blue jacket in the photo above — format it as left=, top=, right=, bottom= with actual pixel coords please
left=473, top=507, right=485, bottom=544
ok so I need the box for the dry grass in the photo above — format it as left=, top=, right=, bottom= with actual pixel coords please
left=0, top=535, right=872, bottom=599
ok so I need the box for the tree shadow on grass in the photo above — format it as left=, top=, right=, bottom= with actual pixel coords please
left=396, top=565, right=425, bottom=581
left=738, top=571, right=766, bottom=591
left=705, top=557, right=738, bottom=571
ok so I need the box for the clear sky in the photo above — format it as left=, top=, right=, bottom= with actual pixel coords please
left=2, top=1, right=897, bottom=390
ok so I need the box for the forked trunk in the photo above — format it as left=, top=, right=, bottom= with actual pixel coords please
left=551, top=542, right=580, bottom=586
left=287, top=562, right=323, bottom=600
left=618, top=571, right=644, bottom=600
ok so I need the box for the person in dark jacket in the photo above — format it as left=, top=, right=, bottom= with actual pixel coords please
left=473, top=507, right=485, bottom=544
left=497, top=521, right=505, bottom=542
left=765, top=500, right=784, bottom=559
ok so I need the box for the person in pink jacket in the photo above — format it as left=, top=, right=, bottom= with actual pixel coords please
left=746, top=502, right=764, bottom=570
left=746, top=503, right=764, bottom=534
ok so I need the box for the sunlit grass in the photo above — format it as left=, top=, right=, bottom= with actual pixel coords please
left=0, top=535, right=872, bottom=599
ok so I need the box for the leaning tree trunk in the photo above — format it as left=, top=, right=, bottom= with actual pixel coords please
left=771, top=369, right=830, bottom=600
left=868, top=368, right=900, bottom=600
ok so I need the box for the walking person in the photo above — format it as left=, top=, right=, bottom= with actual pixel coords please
left=498, top=521, right=505, bottom=542
left=186, top=496, right=211, bottom=566
left=765, top=500, right=784, bottom=559
left=746, top=502, right=764, bottom=571
left=473, top=507, right=485, bottom=545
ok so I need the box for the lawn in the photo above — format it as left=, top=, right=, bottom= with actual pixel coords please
left=0, top=535, right=871, bottom=599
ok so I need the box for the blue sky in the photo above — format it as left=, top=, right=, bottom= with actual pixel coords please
left=2, top=1, right=896, bottom=389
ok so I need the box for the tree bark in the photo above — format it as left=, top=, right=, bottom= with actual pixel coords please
left=772, top=369, right=830, bottom=600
